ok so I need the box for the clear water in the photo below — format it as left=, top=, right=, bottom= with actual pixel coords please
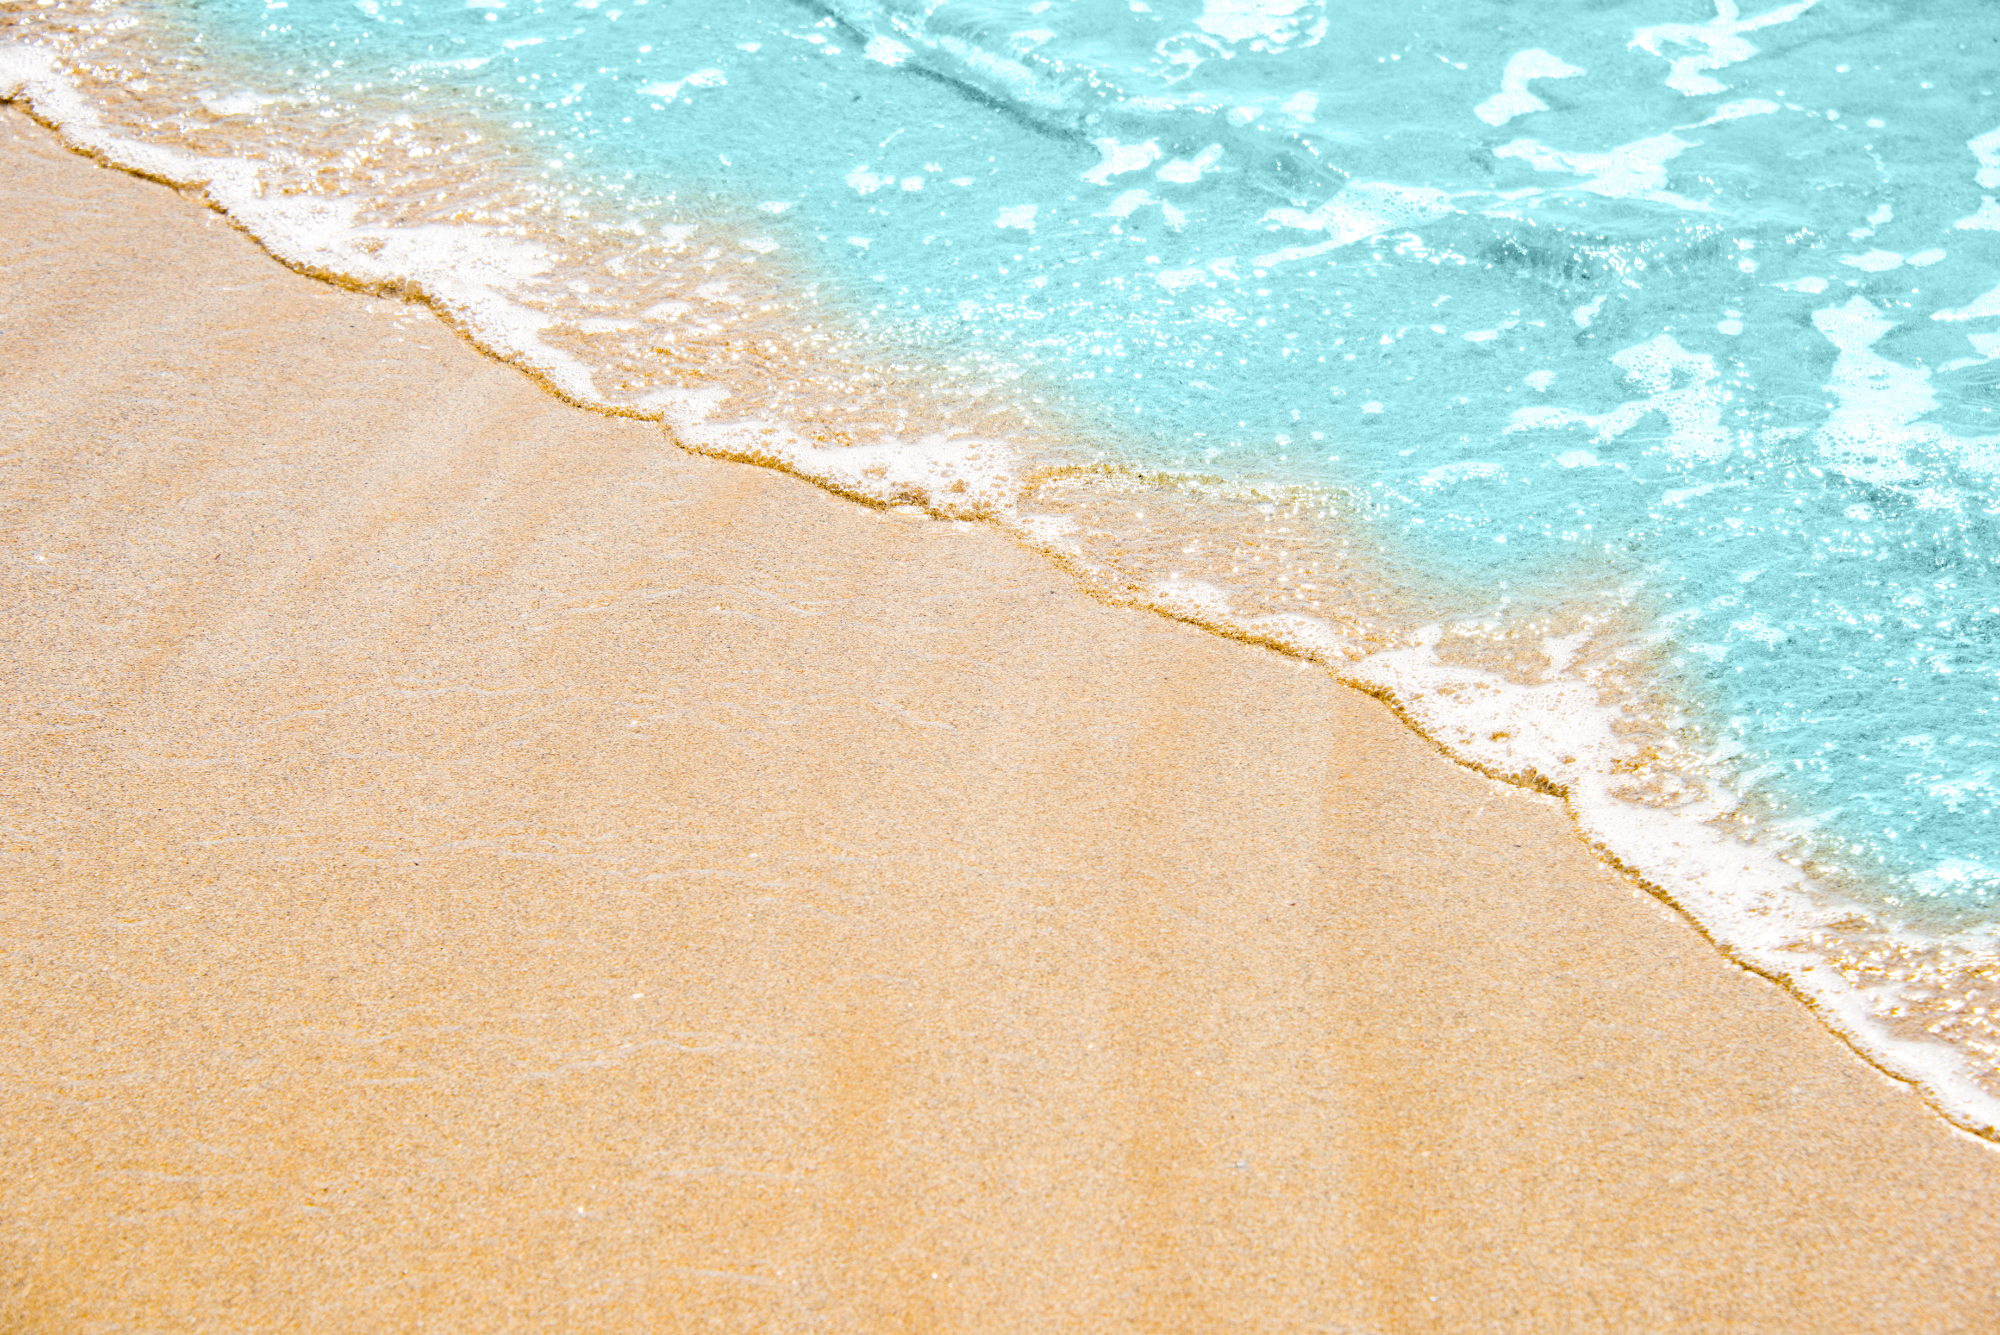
left=5, top=0, right=1999, bottom=1133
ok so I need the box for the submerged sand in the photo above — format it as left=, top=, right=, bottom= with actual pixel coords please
left=2, top=107, right=1997, bottom=1333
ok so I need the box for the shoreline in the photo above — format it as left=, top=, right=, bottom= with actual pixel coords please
left=8, top=36, right=1998, bottom=1138
left=5, top=104, right=2000, bottom=1333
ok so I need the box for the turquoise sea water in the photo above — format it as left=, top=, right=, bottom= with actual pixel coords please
left=5, top=0, right=1999, bottom=1131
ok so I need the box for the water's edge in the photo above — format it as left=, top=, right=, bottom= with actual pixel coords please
left=5, top=43, right=1995, bottom=1145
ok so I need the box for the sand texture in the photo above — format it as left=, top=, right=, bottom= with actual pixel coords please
left=2, top=108, right=1998, bottom=1333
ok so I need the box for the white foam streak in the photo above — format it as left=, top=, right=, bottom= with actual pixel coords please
left=1150, top=576, right=1234, bottom=619
left=1494, top=132, right=1710, bottom=210
left=0, top=42, right=1031, bottom=522
left=1695, top=97, right=1780, bottom=125
left=1840, top=248, right=1903, bottom=272
left=1342, top=629, right=2000, bottom=1139
left=1630, top=0, right=1820, bottom=98
left=635, top=67, right=725, bottom=100
left=1812, top=297, right=1948, bottom=484
left=995, top=203, right=1039, bottom=231
left=1970, top=124, right=2000, bottom=190
left=863, top=35, right=913, bottom=67
left=1933, top=283, right=2000, bottom=324
left=1192, top=0, right=1327, bottom=50
left=1258, top=181, right=1455, bottom=265
left=1955, top=197, right=2000, bottom=232
left=1156, top=143, right=1224, bottom=184
left=1097, top=187, right=1159, bottom=220
left=674, top=417, right=1019, bottom=515
left=1082, top=136, right=1162, bottom=185
left=0, top=45, right=604, bottom=401
left=1474, top=49, right=1585, bottom=127
left=1506, top=333, right=1733, bottom=462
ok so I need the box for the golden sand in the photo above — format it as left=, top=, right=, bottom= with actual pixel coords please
left=3, top=109, right=1998, bottom=1333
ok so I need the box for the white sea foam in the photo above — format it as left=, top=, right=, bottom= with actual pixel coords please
left=1814, top=297, right=1951, bottom=484
left=1256, top=181, right=1456, bottom=267
left=864, top=35, right=914, bottom=67
left=1059, top=508, right=2000, bottom=1138
left=1506, top=333, right=1733, bottom=462
left=1474, top=49, right=1585, bottom=128
left=1840, top=249, right=1904, bottom=272
left=1083, top=136, right=1162, bottom=185
left=1630, top=0, right=1821, bottom=98
left=199, top=88, right=279, bottom=116
left=1150, top=576, right=1234, bottom=618
left=1191, top=0, right=1328, bottom=51
left=1418, top=460, right=1505, bottom=488
left=1955, top=198, right=2000, bottom=232
left=0, top=41, right=1031, bottom=519
left=1969, top=123, right=2000, bottom=190
left=635, top=67, right=725, bottom=100
left=1933, top=284, right=2000, bottom=324
left=1097, top=188, right=1160, bottom=220
left=1156, top=143, right=1224, bottom=184
left=995, top=203, right=1039, bottom=231
left=1695, top=98, right=1780, bottom=125
left=0, top=45, right=604, bottom=401
left=1341, top=625, right=2000, bottom=1137
left=1494, top=132, right=1711, bottom=210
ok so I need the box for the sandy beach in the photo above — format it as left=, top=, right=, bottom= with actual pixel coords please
left=3, top=106, right=1998, bottom=1332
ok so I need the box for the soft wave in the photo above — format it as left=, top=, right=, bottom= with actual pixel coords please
left=7, top=0, right=2000, bottom=1139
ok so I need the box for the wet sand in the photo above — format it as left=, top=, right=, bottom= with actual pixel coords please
left=3, top=107, right=1998, bottom=1333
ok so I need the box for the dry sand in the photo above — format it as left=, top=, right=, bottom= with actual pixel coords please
left=2, top=107, right=1998, bottom=1333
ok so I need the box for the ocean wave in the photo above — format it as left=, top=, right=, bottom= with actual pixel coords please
left=7, top=0, right=2000, bottom=1139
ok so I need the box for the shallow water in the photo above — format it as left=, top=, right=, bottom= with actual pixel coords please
left=5, top=0, right=1999, bottom=1134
